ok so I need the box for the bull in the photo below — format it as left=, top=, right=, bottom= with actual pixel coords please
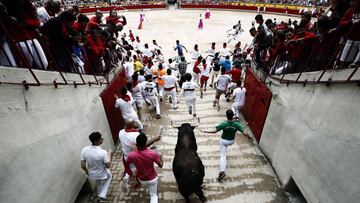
left=171, top=118, right=206, bottom=203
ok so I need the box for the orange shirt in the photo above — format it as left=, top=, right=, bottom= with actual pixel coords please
left=152, top=68, right=166, bottom=86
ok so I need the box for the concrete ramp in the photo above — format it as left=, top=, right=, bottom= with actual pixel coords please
left=84, top=88, right=288, bottom=202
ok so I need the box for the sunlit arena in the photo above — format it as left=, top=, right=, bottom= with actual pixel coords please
left=0, top=1, right=359, bottom=203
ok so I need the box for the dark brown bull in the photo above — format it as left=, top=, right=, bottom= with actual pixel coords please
left=172, top=119, right=206, bottom=203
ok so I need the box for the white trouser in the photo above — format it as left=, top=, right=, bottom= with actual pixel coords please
left=192, top=73, right=200, bottom=84
left=340, top=40, right=360, bottom=63
left=232, top=102, right=243, bottom=118
left=185, top=97, right=196, bottom=115
left=18, top=39, right=48, bottom=69
left=158, top=86, right=164, bottom=98
left=93, top=169, right=112, bottom=198
left=220, top=139, right=235, bottom=172
left=145, top=95, right=160, bottom=115
left=139, top=177, right=158, bottom=203
left=0, top=41, right=17, bottom=66
left=211, top=70, right=219, bottom=84
left=164, top=90, right=177, bottom=108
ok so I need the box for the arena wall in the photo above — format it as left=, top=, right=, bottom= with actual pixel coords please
left=0, top=67, right=114, bottom=203
left=260, top=73, right=360, bottom=203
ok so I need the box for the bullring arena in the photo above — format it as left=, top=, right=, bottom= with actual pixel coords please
left=78, top=8, right=299, bottom=203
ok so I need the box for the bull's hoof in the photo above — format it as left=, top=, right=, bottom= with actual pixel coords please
left=199, top=196, right=207, bottom=202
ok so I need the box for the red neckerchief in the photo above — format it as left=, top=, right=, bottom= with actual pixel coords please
left=120, top=95, right=131, bottom=102
left=125, top=128, right=138, bottom=132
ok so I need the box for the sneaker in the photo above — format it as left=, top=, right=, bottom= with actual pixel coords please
left=213, top=101, right=216, bottom=107
left=174, top=106, right=178, bottom=110
left=156, top=114, right=161, bottom=119
left=217, top=172, right=226, bottom=182
left=200, top=92, right=203, bottom=99
left=97, top=197, right=109, bottom=202
left=209, top=84, right=213, bottom=87
left=217, top=104, right=220, bottom=111
left=226, top=98, right=230, bottom=102
left=193, top=114, right=197, bottom=117
left=189, top=106, right=192, bottom=115
left=160, top=97, right=163, bottom=102
left=169, top=97, right=172, bottom=103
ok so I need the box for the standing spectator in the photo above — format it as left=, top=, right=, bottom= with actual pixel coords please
left=178, top=73, right=199, bottom=117
left=3, top=0, right=48, bottom=69
left=202, top=110, right=249, bottom=182
left=37, top=0, right=61, bottom=26
left=80, top=132, right=112, bottom=202
left=114, top=87, right=144, bottom=130
left=72, top=14, right=89, bottom=35
left=124, top=133, right=163, bottom=203
left=87, top=10, right=103, bottom=32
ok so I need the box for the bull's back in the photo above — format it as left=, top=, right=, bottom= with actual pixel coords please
left=173, top=150, right=205, bottom=187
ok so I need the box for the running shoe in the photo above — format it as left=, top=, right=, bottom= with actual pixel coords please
left=217, top=104, right=220, bottom=111
left=189, top=106, right=192, bottom=115
left=217, top=171, right=226, bottom=182
left=156, top=114, right=161, bottom=119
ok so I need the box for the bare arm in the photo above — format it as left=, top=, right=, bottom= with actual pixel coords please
left=146, top=135, right=161, bottom=147
left=80, top=160, right=88, bottom=175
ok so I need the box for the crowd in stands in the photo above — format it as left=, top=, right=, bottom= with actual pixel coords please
left=0, top=0, right=128, bottom=76
left=179, top=0, right=330, bottom=6
left=249, top=0, right=359, bottom=75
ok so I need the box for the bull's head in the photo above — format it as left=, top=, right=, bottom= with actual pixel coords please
left=171, top=117, right=200, bottom=129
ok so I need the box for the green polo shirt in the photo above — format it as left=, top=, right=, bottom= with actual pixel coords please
left=216, top=121, right=244, bottom=140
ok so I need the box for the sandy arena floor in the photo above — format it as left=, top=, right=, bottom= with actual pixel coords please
left=82, top=8, right=298, bottom=203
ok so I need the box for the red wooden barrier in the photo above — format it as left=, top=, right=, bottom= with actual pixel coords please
left=100, top=69, right=127, bottom=143
left=242, top=69, right=272, bottom=142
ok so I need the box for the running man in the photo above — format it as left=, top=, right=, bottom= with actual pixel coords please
left=141, top=75, right=161, bottom=119
left=231, top=80, right=246, bottom=121
left=178, top=73, right=199, bottom=117
left=115, top=87, right=143, bottom=130
left=174, top=40, right=188, bottom=57
left=202, top=109, right=249, bottom=182
left=213, top=67, right=232, bottom=111
left=124, top=133, right=163, bottom=203
left=161, top=69, right=179, bottom=109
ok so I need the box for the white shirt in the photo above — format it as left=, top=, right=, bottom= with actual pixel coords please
left=190, top=50, right=201, bottom=61
left=142, top=48, right=153, bottom=58
left=161, top=75, right=177, bottom=89
left=138, top=75, right=145, bottom=83
left=114, top=97, right=138, bottom=120
left=199, top=64, right=210, bottom=77
left=80, top=145, right=110, bottom=180
left=207, top=48, right=216, bottom=57
left=168, top=61, right=179, bottom=77
left=219, top=47, right=231, bottom=59
left=233, top=87, right=246, bottom=106
left=215, top=74, right=231, bottom=91
left=124, top=61, right=134, bottom=78
left=118, top=129, right=138, bottom=159
left=181, top=81, right=198, bottom=99
left=37, top=7, right=51, bottom=25
left=132, top=82, right=143, bottom=99
left=141, top=81, right=158, bottom=97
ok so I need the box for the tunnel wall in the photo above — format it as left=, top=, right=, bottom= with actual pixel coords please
left=260, top=75, right=360, bottom=203
left=0, top=67, right=114, bottom=203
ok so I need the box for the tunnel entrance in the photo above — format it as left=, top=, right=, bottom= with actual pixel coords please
left=285, top=177, right=307, bottom=203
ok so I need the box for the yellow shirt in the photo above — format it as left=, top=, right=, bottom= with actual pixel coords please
left=133, top=60, right=144, bottom=72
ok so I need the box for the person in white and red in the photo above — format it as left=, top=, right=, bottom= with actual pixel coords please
left=80, top=132, right=112, bottom=202
left=125, top=133, right=163, bottom=203
left=178, top=73, right=199, bottom=117
left=119, top=120, right=161, bottom=186
left=232, top=80, right=246, bottom=121
left=199, top=59, right=210, bottom=98
left=123, top=56, right=134, bottom=82
left=114, top=87, right=143, bottom=130
left=161, top=69, right=178, bottom=109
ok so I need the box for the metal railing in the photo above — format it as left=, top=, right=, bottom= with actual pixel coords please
left=0, top=20, right=122, bottom=89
